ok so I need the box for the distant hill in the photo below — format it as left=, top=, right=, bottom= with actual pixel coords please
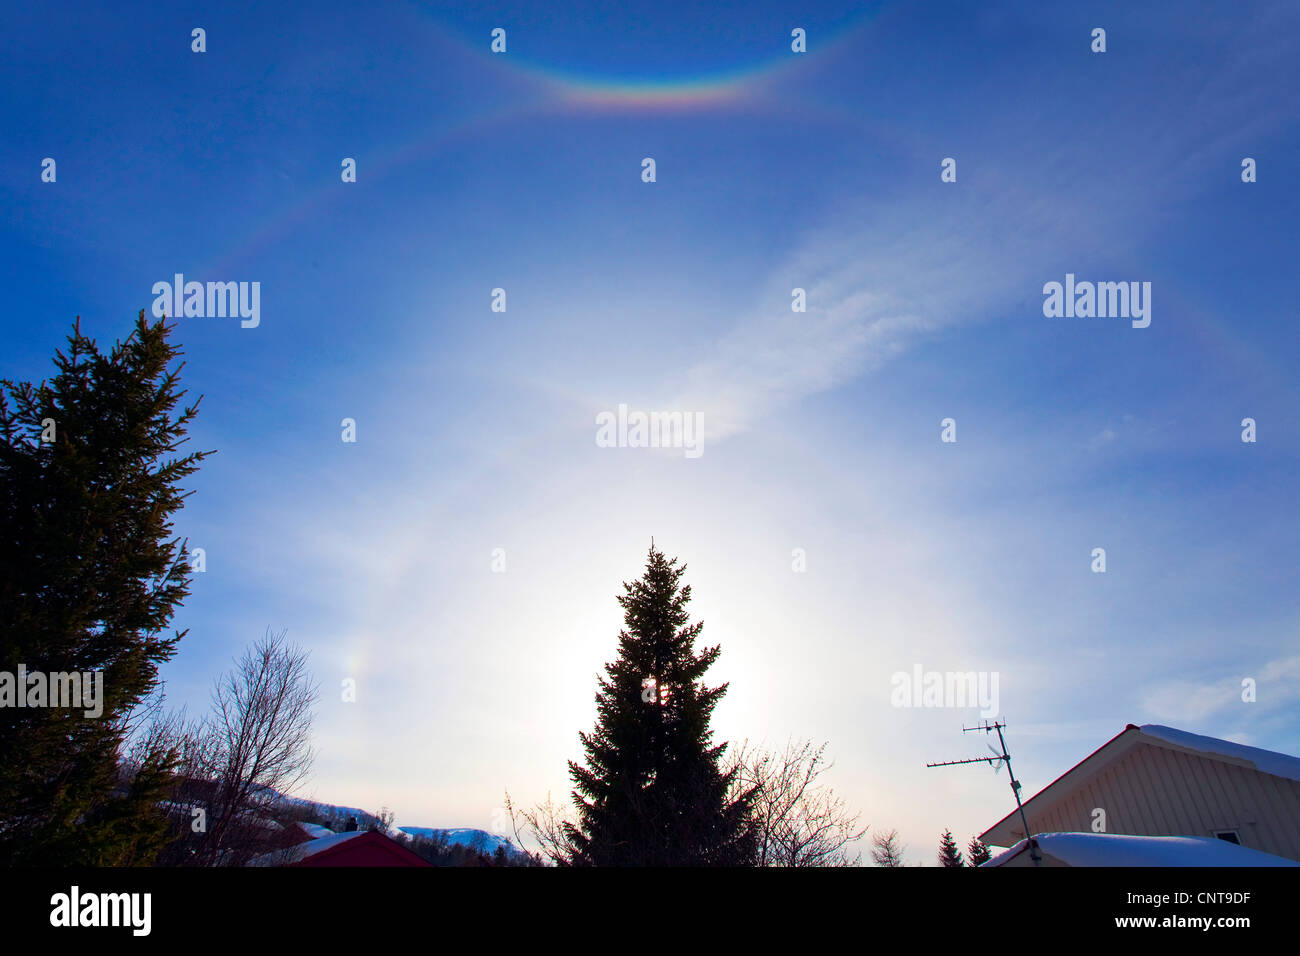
left=263, top=790, right=523, bottom=858
left=271, top=793, right=382, bottom=832
left=398, top=827, right=519, bottom=855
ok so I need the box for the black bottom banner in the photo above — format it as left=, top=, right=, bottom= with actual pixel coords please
left=0, top=865, right=1285, bottom=943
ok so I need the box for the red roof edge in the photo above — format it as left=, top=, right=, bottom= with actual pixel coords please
left=980, top=724, right=1141, bottom=841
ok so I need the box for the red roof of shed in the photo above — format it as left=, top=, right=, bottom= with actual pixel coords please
left=251, top=829, right=431, bottom=867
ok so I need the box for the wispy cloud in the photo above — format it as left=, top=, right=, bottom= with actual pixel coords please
left=1140, top=656, right=1300, bottom=725
left=662, top=3, right=1299, bottom=447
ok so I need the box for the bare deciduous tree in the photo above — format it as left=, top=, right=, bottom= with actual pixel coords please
left=870, top=826, right=907, bottom=867
left=729, top=739, right=866, bottom=867
left=186, top=629, right=319, bottom=865
left=504, top=790, right=576, bottom=867
left=508, top=741, right=865, bottom=868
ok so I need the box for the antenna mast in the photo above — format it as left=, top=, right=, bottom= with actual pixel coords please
left=927, top=719, right=1041, bottom=865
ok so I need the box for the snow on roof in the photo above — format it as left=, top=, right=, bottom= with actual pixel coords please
left=984, top=832, right=1300, bottom=867
left=1138, top=725, right=1300, bottom=784
left=297, top=823, right=334, bottom=839
left=247, top=830, right=366, bottom=867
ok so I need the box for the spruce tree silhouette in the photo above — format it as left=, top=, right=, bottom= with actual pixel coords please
left=939, top=828, right=966, bottom=867
left=565, top=544, right=754, bottom=866
left=0, top=312, right=211, bottom=864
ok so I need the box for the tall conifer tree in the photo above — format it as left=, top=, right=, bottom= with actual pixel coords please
left=566, top=544, right=754, bottom=865
left=0, top=312, right=210, bottom=864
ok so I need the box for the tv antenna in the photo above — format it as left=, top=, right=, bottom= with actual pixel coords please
left=926, top=719, right=1041, bottom=865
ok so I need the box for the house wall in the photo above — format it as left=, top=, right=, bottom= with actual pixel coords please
left=1014, top=742, right=1300, bottom=861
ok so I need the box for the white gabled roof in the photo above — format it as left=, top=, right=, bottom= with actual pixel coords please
left=1138, top=725, right=1300, bottom=785
left=981, top=723, right=1300, bottom=846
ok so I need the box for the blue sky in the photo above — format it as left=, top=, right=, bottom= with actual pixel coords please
left=2, top=0, right=1298, bottom=862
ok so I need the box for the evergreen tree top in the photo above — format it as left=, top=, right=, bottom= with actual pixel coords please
left=565, top=543, right=754, bottom=866
left=938, top=828, right=966, bottom=867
